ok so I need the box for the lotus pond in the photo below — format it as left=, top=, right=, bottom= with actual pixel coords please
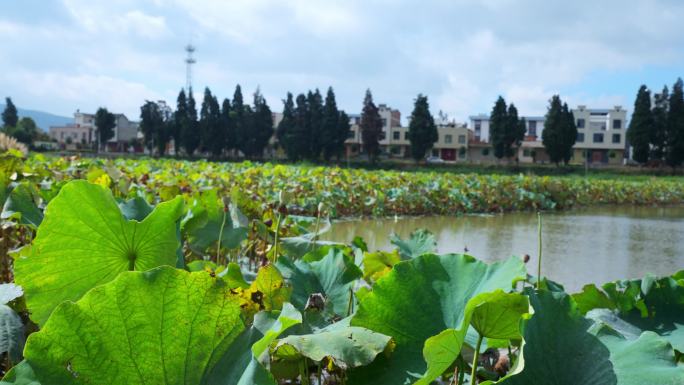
left=0, top=153, right=681, bottom=384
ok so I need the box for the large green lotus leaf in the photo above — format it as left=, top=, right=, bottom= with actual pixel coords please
left=418, top=290, right=528, bottom=385
left=271, top=325, right=392, bottom=370
left=0, top=304, right=24, bottom=363
left=118, top=196, right=153, bottom=221
left=17, top=266, right=244, bottom=385
left=362, top=250, right=401, bottom=282
left=0, top=360, right=40, bottom=385
left=275, top=247, right=362, bottom=316
left=572, top=271, right=684, bottom=352
left=349, top=254, right=526, bottom=385
left=14, top=180, right=184, bottom=325
left=390, top=229, right=437, bottom=259
left=1, top=182, right=43, bottom=228
left=483, top=290, right=684, bottom=385
left=204, top=303, right=302, bottom=385
left=470, top=290, right=529, bottom=339
left=184, top=189, right=248, bottom=253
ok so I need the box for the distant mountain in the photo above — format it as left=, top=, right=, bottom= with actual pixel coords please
left=0, top=104, right=72, bottom=132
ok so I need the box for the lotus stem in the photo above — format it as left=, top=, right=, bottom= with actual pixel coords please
left=309, top=202, right=324, bottom=251
left=273, top=213, right=282, bottom=262
left=470, top=334, right=483, bottom=385
left=536, top=211, right=542, bottom=289
left=217, top=205, right=228, bottom=265
left=457, top=355, right=466, bottom=385
left=347, top=287, right=354, bottom=316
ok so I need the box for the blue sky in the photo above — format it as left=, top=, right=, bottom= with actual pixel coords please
left=1, top=0, right=683, bottom=123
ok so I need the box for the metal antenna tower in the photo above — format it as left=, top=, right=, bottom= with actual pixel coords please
left=184, top=44, right=196, bottom=92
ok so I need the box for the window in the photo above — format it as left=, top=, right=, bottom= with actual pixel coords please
left=393, top=131, right=400, bottom=140
left=458, top=135, right=466, bottom=144
left=577, top=119, right=585, bottom=128
left=612, top=134, right=621, bottom=143
left=381, top=118, right=387, bottom=127
left=593, top=133, right=604, bottom=143
left=482, top=148, right=489, bottom=156
left=445, top=134, right=453, bottom=144
left=458, top=147, right=466, bottom=158
left=82, top=132, right=86, bottom=140
left=528, top=120, right=537, bottom=136
left=475, top=121, right=481, bottom=132
left=60, top=132, right=64, bottom=139
left=613, top=119, right=622, bottom=129
left=523, top=149, right=531, bottom=157
left=432, top=149, right=439, bottom=157
left=576, top=132, right=584, bottom=142
left=404, top=132, right=409, bottom=140
left=380, top=132, right=386, bottom=140
left=347, top=130, right=355, bottom=139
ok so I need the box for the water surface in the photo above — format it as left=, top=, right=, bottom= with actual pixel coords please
left=323, top=206, right=684, bottom=292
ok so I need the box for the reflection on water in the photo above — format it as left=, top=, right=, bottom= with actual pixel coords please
left=323, top=206, right=684, bottom=292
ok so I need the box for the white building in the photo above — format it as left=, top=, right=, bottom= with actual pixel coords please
left=467, top=106, right=627, bottom=165
left=50, top=110, right=139, bottom=151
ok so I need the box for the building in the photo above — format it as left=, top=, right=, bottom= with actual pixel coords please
left=49, top=110, right=139, bottom=151
left=467, top=106, right=627, bottom=165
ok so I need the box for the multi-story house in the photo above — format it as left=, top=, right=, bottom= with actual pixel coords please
left=50, top=110, right=140, bottom=151
left=468, top=106, right=627, bottom=165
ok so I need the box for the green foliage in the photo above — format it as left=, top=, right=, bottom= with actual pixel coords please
left=241, top=88, right=273, bottom=159
left=627, top=85, right=653, bottom=164
left=200, top=87, right=224, bottom=157
left=183, top=189, right=248, bottom=254
left=181, top=88, right=200, bottom=156
left=320, top=87, right=341, bottom=161
left=408, top=94, right=438, bottom=162
left=140, top=100, right=169, bottom=155
left=14, top=180, right=184, bottom=325
left=2, top=98, right=18, bottom=128
left=389, top=228, right=437, bottom=259
left=349, top=254, right=526, bottom=384
left=666, top=78, right=684, bottom=167
left=360, top=89, right=383, bottom=163
left=650, top=85, right=669, bottom=161
left=542, top=96, right=577, bottom=165
left=95, top=107, right=116, bottom=150
left=20, top=266, right=245, bottom=385
left=489, top=97, right=526, bottom=160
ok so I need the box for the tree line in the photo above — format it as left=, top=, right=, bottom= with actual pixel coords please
left=1, top=97, right=51, bottom=147
left=627, top=78, right=684, bottom=167
left=138, top=85, right=274, bottom=158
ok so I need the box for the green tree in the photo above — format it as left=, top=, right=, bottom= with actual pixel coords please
left=7, top=117, right=39, bottom=145
left=140, top=101, right=165, bottom=155
left=650, top=86, right=669, bottom=161
left=666, top=78, right=684, bottom=167
left=507, top=104, right=527, bottom=158
left=200, top=88, right=224, bottom=158
left=220, top=98, right=235, bottom=155
left=232, top=85, right=246, bottom=157
left=172, top=89, right=187, bottom=156
left=306, top=89, right=324, bottom=161
left=627, top=85, right=653, bottom=164
left=2, top=97, right=18, bottom=128
left=334, top=111, right=351, bottom=161
left=489, top=96, right=509, bottom=159
left=240, top=88, right=273, bottom=159
left=94, top=107, right=116, bottom=152
left=542, top=95, right=576, bottom=165
left=321, top=87, right=340, bottom=161
left=407, top=94, right=438, bottom=162
left=277, top=93, right=298, bottom=160
left=181, top=89, right=200, bottom=156
left=294, top=93, right=313, bottom=160
left=360, top=89, right=382, bottom=163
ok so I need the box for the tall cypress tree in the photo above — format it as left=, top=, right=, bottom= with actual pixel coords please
left=560, top=102, right=578, bottom=164
left=232, top=85, right=246, bottom=157
left=506, top=103, right=526, bottom=158
left=240, top=88, right=273, bottom=159
left=360, top=89, right=382, bottom=163
left=651, top=86, right=669, bottom=161
left=335, top=111, right=351, bottom=161
left=140, top=101, right=164, bottom=154
left=542, top=95, right=576, bottom=165
left=666, top=78, right=684, bottom=167
left=489, top=96, right=509, bottom=159
left=407, top=94, right=438, bottom=162
left=2, top=97, right=18, bottom=128
left=221, top=98, right=234, bottom=154
left=627, top=85, right=653, bottom=164
left=294, top=93, right=312, bottom=160
left=277, top=92, right=300, bottom=161
left=182, top=89, right=200, bottom=156
left=307, top=89, right=324, bottom=161
left=174, top=89, right=188, bottom=156
left=321, top=87, right=340, bottom=161
left=94, top=107, right=116, bottom=152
